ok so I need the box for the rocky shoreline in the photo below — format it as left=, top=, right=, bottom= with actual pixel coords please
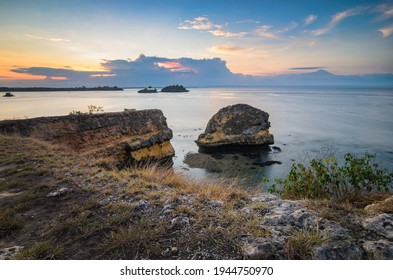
left=0, top=132, right=392, bottom=259
left=0, top=108, right=392, bottom=259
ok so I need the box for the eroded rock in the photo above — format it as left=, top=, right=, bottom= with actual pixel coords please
left=362, top=240, right=393, bottom=259
left=313, top=241, right=363, bottom=260
left=362, top=213, right=393, bottom=240
left=0, top=110, right=175, bottom=164
left=47, top=187, right=71, bottom=197
left=196, top=104, right=274, bottom=152
left=243, top=238, right=285, bottom=259
left=0, top=246, right=24, bottom=260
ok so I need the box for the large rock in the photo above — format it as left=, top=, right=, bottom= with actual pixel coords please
left=362, top=213, right=393, bottom=240
left=0, top=110, right=175, bottom=164
left=196, top=104, right=274, bottom=152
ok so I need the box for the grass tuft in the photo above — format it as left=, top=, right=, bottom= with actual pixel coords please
left=13, top=242, right=63, bottom=260
left=284, top=228, right=324, bottom=260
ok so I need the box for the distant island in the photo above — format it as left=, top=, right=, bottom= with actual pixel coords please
left=161, top=85, right=189, bottom=92
left=3, top=92, right=14, bottom=97
left=0, top=86, right=123, bottom=92
left=138, top=86, right=158, bottom=93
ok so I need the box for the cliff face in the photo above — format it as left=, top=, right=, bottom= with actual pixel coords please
left=0, top=110, right=175, bottom=164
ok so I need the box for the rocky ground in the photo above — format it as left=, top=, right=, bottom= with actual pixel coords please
left=0, top=134, right=392, bottom=260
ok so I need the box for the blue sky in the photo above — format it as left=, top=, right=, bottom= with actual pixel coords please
left=0, top=0, right=392, bottom=86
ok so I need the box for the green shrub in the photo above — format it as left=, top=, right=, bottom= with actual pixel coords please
left=268, top=152, right=393, bottom=199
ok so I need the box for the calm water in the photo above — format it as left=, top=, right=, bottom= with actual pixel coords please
left=1, top=87, right=393, bottom=188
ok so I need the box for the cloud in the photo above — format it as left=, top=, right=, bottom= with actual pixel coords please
left=235, top=19, right=261, bottom=24
left=208, top=29, right=247, bottom=37
left=374, top=4, right=393, bottom=20
left=379, top=24, right=393, bottom=37
left=304, top=14, right=317, bottom=25
left=11, top=66, right=108, bottom=80
left=156, top=61, right=196, bottom=73
left=178, top=17, right=214, bottom=30
left=256, top=25, right=280, bottom=39
left=209, top=44, right=250, bottom=54
left=311, top=7, right=366, bottom=36
left=256, top=22, right=298, bottom=39
left=97, top=54, right=238, bottom=86
left=178, top=16, right=246, bottom=37
left=288, top=67, right=326, bottom=70
left=280, top=21, right=299, bottom=33
left=25, top=34, right=70, bottom=42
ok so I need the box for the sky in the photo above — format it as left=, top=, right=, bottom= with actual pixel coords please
left=0, top=0, right=392, bottom=87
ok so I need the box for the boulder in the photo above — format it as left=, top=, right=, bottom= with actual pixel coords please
left=0, top=110, right=175, bottom=165
left=362, top=213, right=393, bottom=240
left=362, top=240, right=393, bottom=259
left=0, top=246, right=24, bottom=260
left=312, top=241, right=363, bottom=260
left=196, top=104, right=274, bottom=152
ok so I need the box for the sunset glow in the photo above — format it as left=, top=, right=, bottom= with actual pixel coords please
left=0, top=0, right=392, bottom=86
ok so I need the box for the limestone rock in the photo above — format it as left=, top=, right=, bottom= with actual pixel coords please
left=313, top=241, right=363, bottom=260
left=0, top=110, right=175, bottom=164
left=362, top=240, right=393, bottom=259
left=362, top=213, right=393, bottom=240
left=243, top=238, right=285, bottom=259
left=196, top=104, right=274, bottom=152
left=47, top=187, right=71, bottom=197
left=0, top=246, right=24, bottom=260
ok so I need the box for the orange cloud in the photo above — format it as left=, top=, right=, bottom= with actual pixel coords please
left=209, top=44, right=250, bottom=54
left=50, top=76, right=68, bottom=81
left=156, top=61, right=195, bottom=73
left=379, top=24, right=393, bottom=37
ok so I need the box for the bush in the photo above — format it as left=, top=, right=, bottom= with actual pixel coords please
left=268, top=152, right=393, bottom=199
left=69, top=105, right=104, bottom=115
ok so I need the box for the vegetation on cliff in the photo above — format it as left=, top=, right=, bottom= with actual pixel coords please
left=268, top=152, right=393, bottom=200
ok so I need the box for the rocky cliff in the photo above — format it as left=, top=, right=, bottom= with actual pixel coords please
left=0, top=110, right=175, bottom=164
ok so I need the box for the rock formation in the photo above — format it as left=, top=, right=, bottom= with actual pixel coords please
left=0, top=110, right=175, bottom=165
left=196, top=104, right=274, bottom=152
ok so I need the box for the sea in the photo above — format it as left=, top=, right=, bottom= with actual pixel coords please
left=1, top=87, right=392, bottom=189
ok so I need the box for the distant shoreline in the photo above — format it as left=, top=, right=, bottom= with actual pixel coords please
left=0, top=86, right=123, bottom=92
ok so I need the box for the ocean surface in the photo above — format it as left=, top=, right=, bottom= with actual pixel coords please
left=1, top=87, right=392, bottom=189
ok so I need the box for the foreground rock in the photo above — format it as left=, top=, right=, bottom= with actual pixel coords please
left=196, top=104, right=274, bottom=153
left=0, top=110, right=174, bottom=164
left=241, top=193, right=393, bottom=260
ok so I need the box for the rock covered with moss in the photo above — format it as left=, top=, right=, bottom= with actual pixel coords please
left=196, top=104, right=274, bottom=152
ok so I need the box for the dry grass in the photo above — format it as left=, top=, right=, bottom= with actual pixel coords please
left=284, top=228, right=324, bottom=260
left=12, top=242, right=63, bottom=260
left=306, top=192, right=393, bottom=223
left=0, top=210, right=23, bottom=238
left=96, top=218, right=167, bottom=259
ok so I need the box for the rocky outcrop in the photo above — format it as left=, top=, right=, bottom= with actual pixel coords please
left=241, top=193, right=393, bottom=260
left=196, top=104, right=274, bottom=152
left=0, top=110, right=175, bottom=164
